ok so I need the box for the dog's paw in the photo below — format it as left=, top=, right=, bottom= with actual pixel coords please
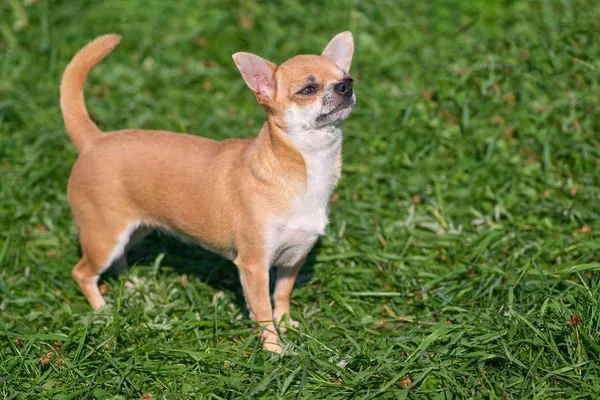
left=273, top=312, right=299, bottom=332
left=286, top=318, right=300, bottom=328
left=261, top=326, right=283, bottom=353
left=262, top=338, right=284, bottom=353
left=278, top=319, right=299, bottom=333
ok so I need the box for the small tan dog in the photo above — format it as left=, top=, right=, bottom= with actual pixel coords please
left=61, top=32, right=355, bottom=352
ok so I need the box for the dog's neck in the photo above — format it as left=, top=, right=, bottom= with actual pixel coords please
left=246, top=119, right=305, bottom=191
left=246, top=115, right=342, bottom=195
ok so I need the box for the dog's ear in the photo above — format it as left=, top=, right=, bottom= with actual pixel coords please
left=322, top=31, right=354, bottom=72
left=232, top=52, right=278, bottom=105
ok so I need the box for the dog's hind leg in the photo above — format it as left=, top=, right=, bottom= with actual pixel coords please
left=72, top=219, right=141, bottom=309
left=72, top=254, right=107, bottom=310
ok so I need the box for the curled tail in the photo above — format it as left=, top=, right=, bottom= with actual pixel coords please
left=60, top=34, right=121, bottom=153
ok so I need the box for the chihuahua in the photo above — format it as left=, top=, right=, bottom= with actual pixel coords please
left=60, top=32, right=355, bottom=352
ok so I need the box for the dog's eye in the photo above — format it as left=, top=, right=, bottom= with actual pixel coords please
left=297, top=85, right=317, bottom=95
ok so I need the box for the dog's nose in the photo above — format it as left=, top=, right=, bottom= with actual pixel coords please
left=334, top=79, right=353, bottom=97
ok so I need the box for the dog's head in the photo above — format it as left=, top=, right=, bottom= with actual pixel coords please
left=233, top=32, right=355, bottom=135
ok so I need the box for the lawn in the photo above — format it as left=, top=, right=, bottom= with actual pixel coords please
left=1, top=0, right=600, bottom=398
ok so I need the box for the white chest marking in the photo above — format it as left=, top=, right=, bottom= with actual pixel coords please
left=268, top=124, right=342, bottom=267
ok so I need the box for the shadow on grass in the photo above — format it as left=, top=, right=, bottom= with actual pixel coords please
left=101, top=231, right=318, bottom=313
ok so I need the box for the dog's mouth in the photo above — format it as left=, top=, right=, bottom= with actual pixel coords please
left=317, top=100, right=353, bottom=121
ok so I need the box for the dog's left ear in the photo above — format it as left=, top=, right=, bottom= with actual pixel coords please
left=322, top=31, right=354, bottom=72
left=232, top=52, right=278, bottom=105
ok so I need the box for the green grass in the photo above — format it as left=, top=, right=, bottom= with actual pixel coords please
left=1, top=0, right=600, bottom=398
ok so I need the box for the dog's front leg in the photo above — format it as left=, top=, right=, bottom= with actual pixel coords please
left=234, top=255, right=282, bottom=352
left=273, top=257, right=304, bottom=330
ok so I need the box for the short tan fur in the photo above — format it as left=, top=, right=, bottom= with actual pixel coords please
left=61, top=32, right=355, bottom=352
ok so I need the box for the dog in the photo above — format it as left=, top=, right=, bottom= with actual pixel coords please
left=60, top=31, right=355, bottom=352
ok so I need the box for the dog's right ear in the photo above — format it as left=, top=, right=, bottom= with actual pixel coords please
left=232, top=52, right=277, bottom=105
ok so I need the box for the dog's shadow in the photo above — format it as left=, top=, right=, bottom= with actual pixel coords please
left=105, top=231, right=318, bottom=311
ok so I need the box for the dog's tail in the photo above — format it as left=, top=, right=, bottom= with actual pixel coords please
left=60, top=34, right=122, bottom=153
